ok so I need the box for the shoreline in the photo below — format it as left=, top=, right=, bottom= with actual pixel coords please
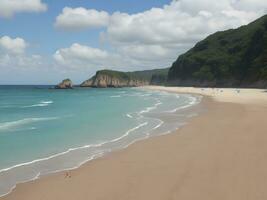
left=143, top=86, right=267, bottom=105
left=2, top=86, right=267, bottom=200
left=0, top=88, right=203, bottom=198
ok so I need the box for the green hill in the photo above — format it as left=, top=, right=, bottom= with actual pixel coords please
left=168, top=14, right=267, bottom=88
left=127, top=68, right=169, bottom=84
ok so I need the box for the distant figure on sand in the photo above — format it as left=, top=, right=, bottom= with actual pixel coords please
left=65, top=172, right=71, bottom=178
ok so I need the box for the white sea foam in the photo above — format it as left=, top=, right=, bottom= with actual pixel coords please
left=139, top=99, right=162, bottom=115
left=40, top=101, right=53, bottom=104
left=0, top=117, right=58, bottom=131
left=110, top=95, right=121, bottom=98
left=0, top=123, right=149, bottom=198
left=109, top=122, right=148, bottom=143
left=0, top=90, right=202, bottom=197
left=0, top=121, right=148, bottom=174
left=166, top=95, right=201, bottom=113
left=22, top=100, right=53, bottom=108
left=49, top=152, right=105, bottom=174
left=126, top=113, right=133, bottom=118
left=23, top=104, right=47, bottom=108
left=122, top=92, right=150, bottom=97
left=152, top=119, right=164, bottom=130
left=0, top=171, right=41, bottom=198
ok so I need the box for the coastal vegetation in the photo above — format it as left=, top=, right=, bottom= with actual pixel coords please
left=80, top=68, right=169, bottom=88
left=57, top=15, right=267, bottom=89
left=168, top=14, right=267, bottom=87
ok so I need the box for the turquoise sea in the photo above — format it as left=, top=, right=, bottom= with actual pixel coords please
left=0, top=86, right=202, bottom=196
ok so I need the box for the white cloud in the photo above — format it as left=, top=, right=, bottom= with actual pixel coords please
left=53, top=43, right=124, bottom=69
left=0, top=36, right=27, bottom=54
left=105, top=0, right=266, bottom=67
left=53, top=43, right=180, bottom=73
left=0, top=36, right=43, bottom=69
left=232, top=0, right=267, bottom=12
left=105, top=0, right=264, bottom=46
left=0, top=0, right=47, bottom=18
left=55, top=7, right=109, bottom=30
left=54, top=0, right=267, bottom=71
left=0, top=53, right=43, bottom=69
left=54, top=43, right=109, bottom=66
left=117, top=44, right=181, bottom=64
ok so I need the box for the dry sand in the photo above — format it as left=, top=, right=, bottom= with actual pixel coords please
left=144, top=86, right=267, bottom=105
left=2, top=86, right=267, bottom=200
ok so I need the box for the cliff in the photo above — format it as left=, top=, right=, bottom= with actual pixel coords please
left=55, top=79, right=73, bottom=89
left=81, top=68, right=168, bottom=88
left=168, top=14, right=267, bottom=88
left=150, top=68, right=169, bottom=85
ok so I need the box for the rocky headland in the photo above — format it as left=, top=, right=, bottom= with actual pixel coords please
left=80, top=70, right=149, bottom=88
left=80, top=68, right=168, bottom=88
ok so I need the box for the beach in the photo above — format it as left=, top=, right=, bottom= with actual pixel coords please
left=2, top=86, right=267, bottom=200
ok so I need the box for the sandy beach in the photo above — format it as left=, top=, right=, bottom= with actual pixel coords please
left=2, top=86, right=267, bottom=200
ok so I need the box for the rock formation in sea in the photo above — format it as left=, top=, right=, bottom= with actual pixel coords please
left=55, top=79, right=73, bottom=89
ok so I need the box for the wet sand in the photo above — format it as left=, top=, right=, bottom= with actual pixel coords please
left=2, top=86, right=267, bottom=200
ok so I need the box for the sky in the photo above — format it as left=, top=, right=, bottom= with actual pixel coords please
left=0, top=0, right=266, bottom=85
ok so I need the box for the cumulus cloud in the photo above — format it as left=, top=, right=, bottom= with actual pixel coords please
left=53, top=43, right=181, bottom=73
left=55, top=7, right=109, bottom=30
left=54, top=43, right=124, bottom=69
left=105, top=0, right=265, bottom=46
left=54, top=0, right=267, bottom=70
left=109, top=0, right=266, bottom=65
left=117, top=43, right=183, bottom=65
left=232, top=0, right=267, bottom=11
left=54, top=43, right=109, bottom=65
left=0, top=0, right=47, bottom=18
left=0, top=53, right=43, bottom=69
left=0, top=36, right=43, bottom=68
left=0, top=54, right=43, bottom=68
left=0, top=36, right=27, bottom=54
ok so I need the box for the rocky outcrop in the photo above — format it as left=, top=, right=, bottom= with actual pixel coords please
left=80, top=77, right=95, bottom=87
left=80, top=70, right=150, bottom=88
left=55, top=79, right=73, bottom=89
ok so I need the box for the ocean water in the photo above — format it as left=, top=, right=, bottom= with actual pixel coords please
left=0, top=86, right=202, bottom=196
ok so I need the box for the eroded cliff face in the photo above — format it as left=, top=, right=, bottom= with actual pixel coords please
left=80, top=73, right=149, bottom=88
left=80, top=77, right=95, bottom=87
left=55, top=79, right=73, bottom=89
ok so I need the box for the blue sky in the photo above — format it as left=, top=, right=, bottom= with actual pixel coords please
left=0, top=0, right=266, bottom=84
left=1, top=0, right=171, bottom=55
